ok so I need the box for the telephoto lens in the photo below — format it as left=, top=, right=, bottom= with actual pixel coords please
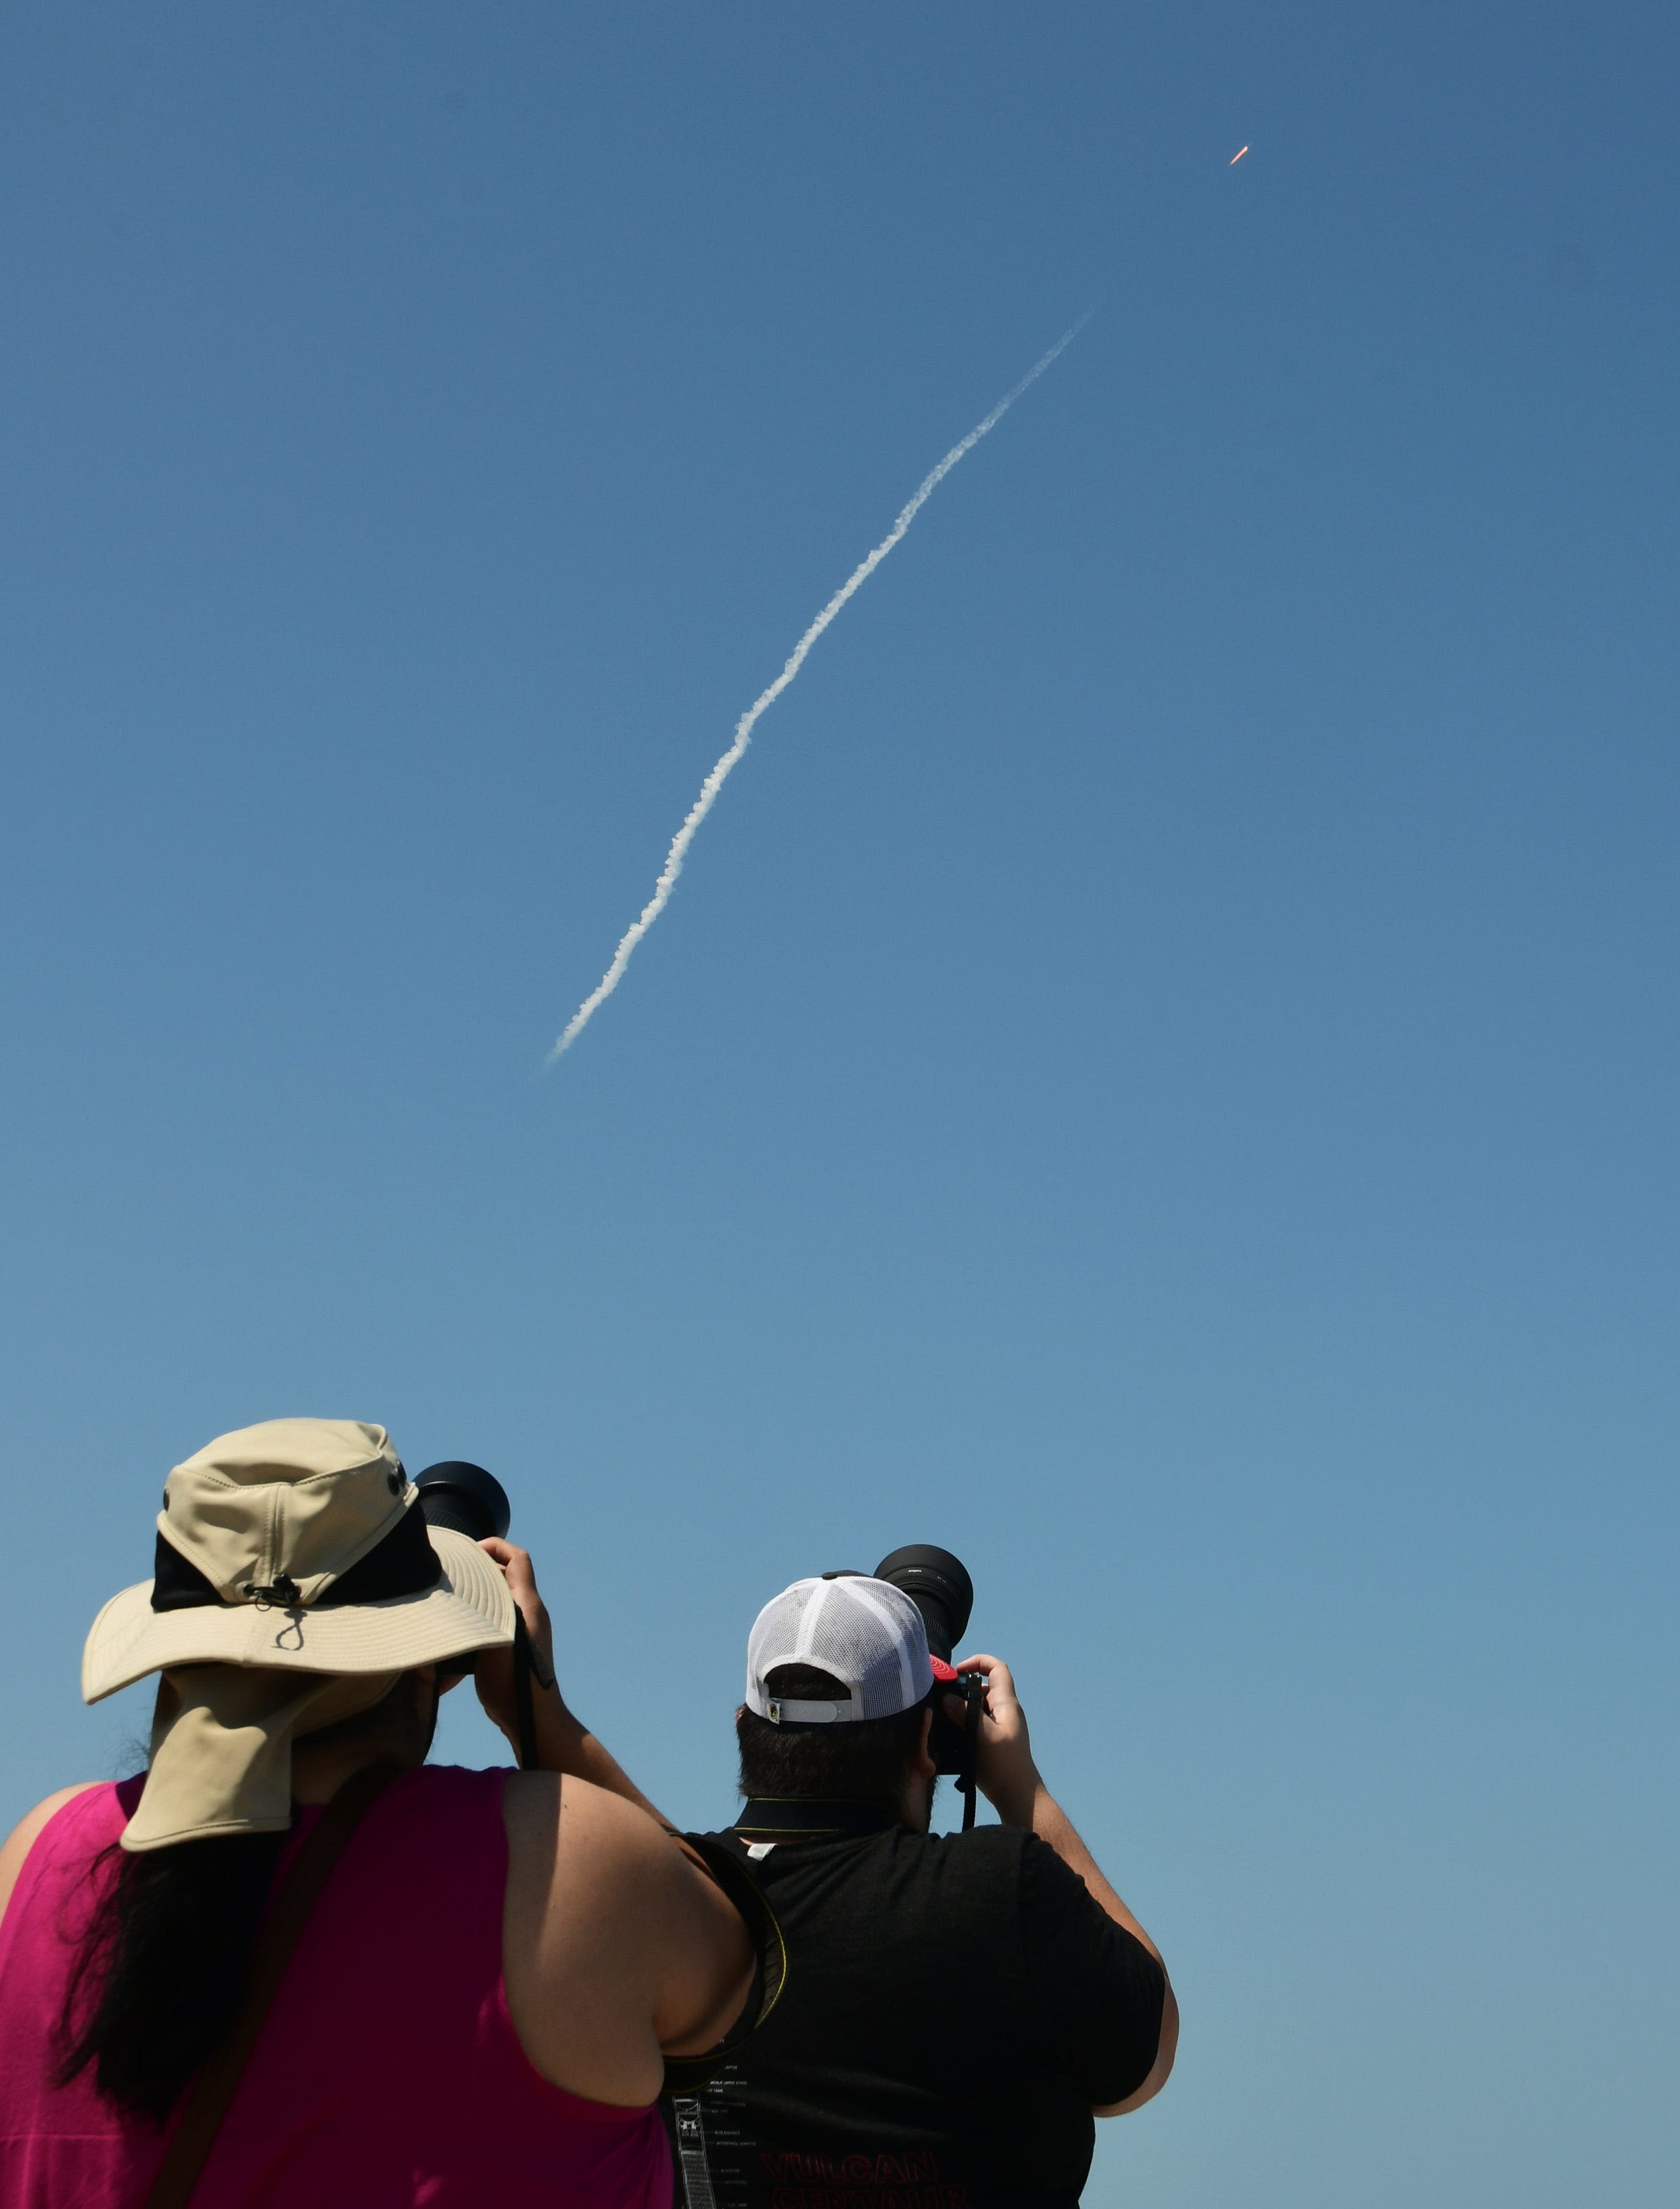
left=875, top=1546, right=986, bottom=1827
left=872, top=1546, right=974, bottom=1665
left=412, top=1462, right=512, bottom=1543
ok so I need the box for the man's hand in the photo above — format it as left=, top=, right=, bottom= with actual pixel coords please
left=944, top=1652, right=1042, bottom=1827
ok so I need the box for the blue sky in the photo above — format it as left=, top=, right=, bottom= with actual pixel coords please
left=2, top=5, right=1676, bottom=2202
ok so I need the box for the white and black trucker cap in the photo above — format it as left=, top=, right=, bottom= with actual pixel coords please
left=745, top=1574, right=937, bottom=1724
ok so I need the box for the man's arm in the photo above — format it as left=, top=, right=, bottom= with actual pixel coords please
left=949, top=1651, right=1179, bottom=2116
left=472, top=1537, right=670, bottom=1824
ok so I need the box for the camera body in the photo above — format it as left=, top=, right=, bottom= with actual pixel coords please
left=874, top=1546, right=988, bottom=1815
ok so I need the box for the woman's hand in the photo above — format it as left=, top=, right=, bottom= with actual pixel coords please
left=473, top=1537, right=560, bottom=1750
left=468, top=1537, right=668, bottom=1824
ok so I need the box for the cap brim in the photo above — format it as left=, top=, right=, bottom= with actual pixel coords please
left=82, top=1528, right=516, bottom=1703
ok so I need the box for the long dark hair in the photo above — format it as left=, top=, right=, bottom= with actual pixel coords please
left=58, top=1829, right=290, bottom=2121
left=58, top=1674, right=428, bottom=2121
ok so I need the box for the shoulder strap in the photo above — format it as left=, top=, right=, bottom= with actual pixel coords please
left=660, top=1833, right=787, bottom=2095
left=141, top=1760, right=403, bottom=2209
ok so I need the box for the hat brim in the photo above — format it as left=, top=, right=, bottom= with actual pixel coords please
left=82, top=1528, right=516, bottom=1703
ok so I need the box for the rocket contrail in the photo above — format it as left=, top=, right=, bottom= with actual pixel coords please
left=545, top=313, right=1092, bottom=1064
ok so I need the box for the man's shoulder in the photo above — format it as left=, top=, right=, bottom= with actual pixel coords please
left=701, top=1819, right=1030, bottom=1850
left=893, top=1821, right=1033, bottom=1873
left=930, top=1821, right=1032, bottom=1858
left=704, top=1820, right=1033, bottom=1897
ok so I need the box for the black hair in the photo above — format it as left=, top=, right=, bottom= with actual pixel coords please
left=736, top=1665, right=931, bottom=1811
left=58, top=1829, right=288, bottom=2122
left=58, top=1672, right=433, bottom=2120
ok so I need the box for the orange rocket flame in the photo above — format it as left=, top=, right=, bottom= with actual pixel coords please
left=1230, top=146, right=1250, bottom=165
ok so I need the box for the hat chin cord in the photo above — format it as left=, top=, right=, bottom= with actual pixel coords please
left=240, top=1576, right=302, bottom=1610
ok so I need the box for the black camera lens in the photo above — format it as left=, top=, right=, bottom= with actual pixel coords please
left=873, top=1545, right=974, bottom=1665
left=412, top=1462, right=511, bottom=1543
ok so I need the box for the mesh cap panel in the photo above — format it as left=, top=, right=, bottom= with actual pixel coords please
left=745, top=1576, right=932, bottom=1723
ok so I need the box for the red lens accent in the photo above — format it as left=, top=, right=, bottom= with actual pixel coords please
left=929, top=1657, right=958, bottom=1682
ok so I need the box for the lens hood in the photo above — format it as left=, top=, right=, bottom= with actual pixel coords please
left=873, top=1544, right=974, bottom=1664
left=413, top=1461, right=512, bottom=1544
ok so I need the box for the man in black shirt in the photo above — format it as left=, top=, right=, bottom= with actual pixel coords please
left=675, top=1573, right=1178, bottom=2208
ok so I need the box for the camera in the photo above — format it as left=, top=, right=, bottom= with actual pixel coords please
left=412, top=1461, right=550, bottom=1769
left=874, top=1545, right=988, bottom=1828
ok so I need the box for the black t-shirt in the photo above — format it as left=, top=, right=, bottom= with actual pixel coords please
left=670, top=1810, right=1165, bottom=2209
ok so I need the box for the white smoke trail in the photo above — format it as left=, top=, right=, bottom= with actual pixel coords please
left=545, top=313, right=1091, bottom=1064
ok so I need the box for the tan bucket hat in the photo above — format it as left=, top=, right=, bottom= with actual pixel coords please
left=83, top=1417, right=516, bottom=1701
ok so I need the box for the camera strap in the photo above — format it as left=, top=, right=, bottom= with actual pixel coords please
left=661, top=1835, right=789, bottom=2095
left=957, top=1673, right=986, bottom=1832
left=732, top=1797, right=900, bottom=1841
left=512, top=1613, right=540, bottom=1770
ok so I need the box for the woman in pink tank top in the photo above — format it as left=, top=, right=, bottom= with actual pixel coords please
left=0, top=1420, right=757, bottom=2209
left=1, top=1768, right=676, bottom=2209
